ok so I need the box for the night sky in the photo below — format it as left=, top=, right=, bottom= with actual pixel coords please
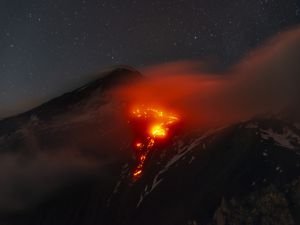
left=1, top=0, right=300, bottom=118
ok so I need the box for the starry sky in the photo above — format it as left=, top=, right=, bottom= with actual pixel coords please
left=1, top=0, right=300, bottom=118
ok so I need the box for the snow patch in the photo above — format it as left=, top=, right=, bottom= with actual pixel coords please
left=113, top=181, right=121, bottom=194
left=260, top=127, right=300, bottom=150
left=137, top=175, right=163, bottom=207
left=166, top=136, right=203, bottom=169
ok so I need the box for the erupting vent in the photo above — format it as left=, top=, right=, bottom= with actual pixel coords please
left=128, top=105, right=180, bottom=180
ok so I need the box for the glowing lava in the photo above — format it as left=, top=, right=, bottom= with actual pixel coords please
left=128, top=105, right=180, bottom=180
left=150, top=124, right=166, bottom=137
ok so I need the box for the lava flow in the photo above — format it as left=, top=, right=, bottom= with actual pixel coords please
left=128, top=105, right=180, bottom=180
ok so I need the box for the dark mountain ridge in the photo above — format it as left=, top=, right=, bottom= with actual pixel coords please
left=0, top=67, right=299, bottom=225
left=0, top=66, right=142, bottom=136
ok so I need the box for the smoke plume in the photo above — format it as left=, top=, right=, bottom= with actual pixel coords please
left=114, top=26, right=300, bottom=128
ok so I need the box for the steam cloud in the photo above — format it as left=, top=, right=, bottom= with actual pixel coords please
left=0, top=150, right=103, bottom=212
left=0, top=100, right=131, bottom=213
left=115, top=26, right=300, bottom=128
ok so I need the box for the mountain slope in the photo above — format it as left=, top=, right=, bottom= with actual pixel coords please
left=0, top=67, right=300, bottom=225
left=0, top=66, right=142, bottom=225
left=107, top=117, right=300, bottom=225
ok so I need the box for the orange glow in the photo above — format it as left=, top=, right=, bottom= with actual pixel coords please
left=133, top=169, right=142, bottom=177
left=130, top=105, right=179, bottom=136
left=135, top=142, right=143, bottom=148
left=113, top=61, right=231, bottom=130
left=129, top=105, right=180, bottom=180
left=150, top=124, right=166, bottom=137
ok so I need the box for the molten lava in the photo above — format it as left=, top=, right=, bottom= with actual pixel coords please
left=128, top=105, right=179, bottom=180
left=150, top=124, right=166, bottom=138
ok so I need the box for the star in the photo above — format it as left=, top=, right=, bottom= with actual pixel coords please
left=0, top=0, right=299, bottom=118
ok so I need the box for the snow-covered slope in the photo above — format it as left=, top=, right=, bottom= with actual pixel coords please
left=107, top=116, right=300, bottom=225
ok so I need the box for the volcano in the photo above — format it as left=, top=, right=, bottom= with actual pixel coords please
left=1, top=67, right=300, bottom=225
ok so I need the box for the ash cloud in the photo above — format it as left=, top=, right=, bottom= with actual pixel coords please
left=115, top=26, right=300, bottom=128
left=231, top=27, right=300, bottom=116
